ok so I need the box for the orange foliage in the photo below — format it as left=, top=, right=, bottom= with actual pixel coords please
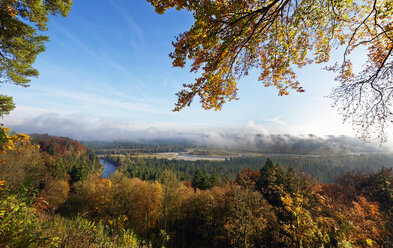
left=0, top=126, right=36, bottom=156
left=35, top=177, right=70, bottom=212
left=320, top=183, right=350, bottom=203
left=0, top=0, right=18, bottom=18
left=131, top=180, right=162, bottom=234
left=344, top=196, right=386, bottom=246
left=34, top=134, right=87, bottom=158
left=235, top=168, right=260, bottom=188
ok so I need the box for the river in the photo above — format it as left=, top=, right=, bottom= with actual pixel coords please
left=100, top=158, right=117, bottom=178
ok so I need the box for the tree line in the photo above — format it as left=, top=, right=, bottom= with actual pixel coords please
left=2, top=135, right=393, bottom=247
left=84, top=141, right=189, bottom=155
left=104, top=153, right=393, bottom=183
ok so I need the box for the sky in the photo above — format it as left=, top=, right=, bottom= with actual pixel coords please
left=1, top=0, right=386, bottom=145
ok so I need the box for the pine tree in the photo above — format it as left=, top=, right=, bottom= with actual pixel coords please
left=191, top=169, right=203, bottom=192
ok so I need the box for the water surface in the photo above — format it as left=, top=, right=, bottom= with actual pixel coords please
left=100, top=158, right=117, bottom=178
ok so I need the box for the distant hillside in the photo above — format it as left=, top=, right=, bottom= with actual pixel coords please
left=31, top=134, right=87, bottom=157
left=84, top=134, right=387, bottom=155
left=0, top=134, right=102, bottom=210
left=191, top=133, right=386, bottom=154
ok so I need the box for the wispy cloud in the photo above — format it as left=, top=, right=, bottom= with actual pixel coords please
left=99, top=55, right=147, bottom=94
left=106, top=0, right=144, bottom=42
left=267, top=116, right=285, bottom=125
left=53, top=23, right=138, bottom=75
left=53, top=23, right=101, bottom=60
left=38, top=88, right=169, bottom=114
left=49, top=23, right=167, bottom=107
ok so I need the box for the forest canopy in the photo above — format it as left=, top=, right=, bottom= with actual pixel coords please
left=146, top=0, right=393, bottom=142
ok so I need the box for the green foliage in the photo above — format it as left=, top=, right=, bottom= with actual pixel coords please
left=49, top=216, right=106, bottom=247
left=159, top=170, right=179, bottom=187
left=0, top=145, right=44, bottom=194
left=0, top=95, right=15, bottom=117
left=47, top=143, right=56, bottom=156
left=372, top=168, right=393, bottom=211
left=191, top=169, right=218, bottom=191
left=0, top=135, right=101, bottom=193
left=2, top=135, right=393, bottom=247
left=225, top=186, right=275, bottom=248
left=85, top=141, right=188, bottom=155
left=0, top=194, right=47, bottom=247
left=0, top=189, right=148, bottom=248
left=70, top=161, right=89, bottom=182
left=0, top=0, right=72, bottom=125
left=40, top=215, right=148, bottom=248
left=50, top=158, right=68, bottom=180
left=256, top=158, right=286, bottom=207
left=106, top=153, right=393, bottom=184
left=191, top=168, right=204, bottom=191
left=117, top=229, right=145, bottom=248
left=0, top=0, right=72, bottom=86
left=159, top=229, right=170, bottom=248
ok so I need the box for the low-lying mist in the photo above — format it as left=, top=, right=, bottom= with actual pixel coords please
left=6, top=113, right=389, bottom=154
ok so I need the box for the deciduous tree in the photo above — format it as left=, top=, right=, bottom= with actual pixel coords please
left=147, top=0, right=393, bottom=141
left=225, top=185, right=274, bottom=248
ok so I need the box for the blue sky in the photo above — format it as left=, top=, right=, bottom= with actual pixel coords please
left=1, top=0, right=373, bottom=142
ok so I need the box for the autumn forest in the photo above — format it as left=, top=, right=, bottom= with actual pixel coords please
left=2, top=135, right=393, bottom=247
left=2, top=0, right=393, bottom=247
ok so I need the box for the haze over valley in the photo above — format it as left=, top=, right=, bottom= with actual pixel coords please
left=3, top=0, right=393, bottom=247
